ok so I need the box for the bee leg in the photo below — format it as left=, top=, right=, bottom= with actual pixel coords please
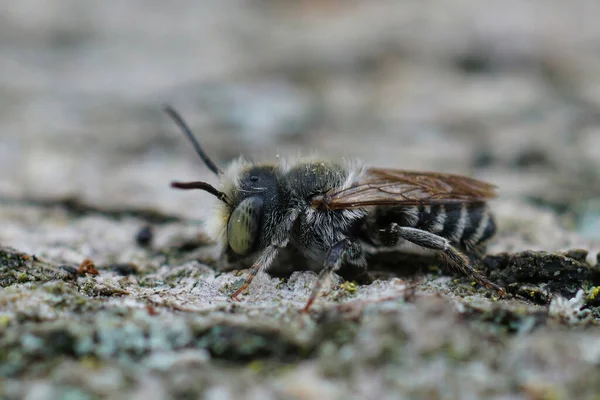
left=303, top=238, right=364, bottom=312
left=230, top=245, right=279, bottom=301
left=378, top=222, right=404, bottom=246
left=229, top=209, right=301, bottom=301
left=387, top=224, right=505, bottom=295
left=463, top=246, right=485, bottom=268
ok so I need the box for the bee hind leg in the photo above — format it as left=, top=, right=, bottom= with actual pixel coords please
left=303, top=238, right=364, bottom=312
left=386, top=224, right=505, bottom=295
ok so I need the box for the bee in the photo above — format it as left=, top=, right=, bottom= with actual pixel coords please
left=164, top=106, right=505, bottom=311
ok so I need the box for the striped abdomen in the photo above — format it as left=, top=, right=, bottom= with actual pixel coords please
left=371, top=202, right=495, bottom=249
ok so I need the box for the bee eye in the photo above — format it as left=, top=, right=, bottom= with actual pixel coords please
left=250, top=176, right=259, bottom=183
left=227, top=196, right=263, bottom=255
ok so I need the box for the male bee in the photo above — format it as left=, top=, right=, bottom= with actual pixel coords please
left=165, top=106, right=505, bottom=311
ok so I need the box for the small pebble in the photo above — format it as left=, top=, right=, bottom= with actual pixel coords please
left=59, top=265, right=79, bottom=279
left=136, top=225, right=154, bottom=247
left=514, top=147, right=552, bottom=168
left=110, top=263, right=138, bottom=276
left=78, top=258, right=99, bottom=275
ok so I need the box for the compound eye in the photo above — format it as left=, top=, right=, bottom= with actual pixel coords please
left=227, top=196, right=263, bottom=255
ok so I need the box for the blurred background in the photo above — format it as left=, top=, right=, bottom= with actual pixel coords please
left=1, top=0, right=599, bottom=239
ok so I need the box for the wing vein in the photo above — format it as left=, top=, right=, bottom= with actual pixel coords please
left=316, top=168, right=496, bottom=210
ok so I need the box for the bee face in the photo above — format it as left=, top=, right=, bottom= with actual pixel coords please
left=226, top=166, right=278, bottom=256
left=227, top=195, right=263, bottom=255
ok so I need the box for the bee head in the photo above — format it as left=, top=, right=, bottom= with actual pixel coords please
left=164, top=106, right=278, bottom=256
left=225, top=165, right=278, bottom=255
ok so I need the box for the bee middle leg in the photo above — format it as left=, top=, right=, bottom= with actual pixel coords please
left=303, top=238, right=365, bottom=312
left=382, top=223, right=505, bottom=294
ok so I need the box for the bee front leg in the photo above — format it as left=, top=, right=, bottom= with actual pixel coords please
left=386, top=224, right=505, bottom=295
left=230, top=245, right=280, bottom=300
left=303, top=238, right=365, bottom=312
left=230, top=209, right=299, bottom=301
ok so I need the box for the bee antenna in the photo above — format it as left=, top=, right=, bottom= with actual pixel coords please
left=163, top=105, right=222, bottom=176
left=171, top=181, right=230, bottom=205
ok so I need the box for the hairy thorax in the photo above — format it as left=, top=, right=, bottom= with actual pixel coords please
left=282, top=161, right=367, bottom=261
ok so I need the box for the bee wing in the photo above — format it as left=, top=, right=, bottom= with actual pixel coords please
left=315, top=168, right=497, bottom=210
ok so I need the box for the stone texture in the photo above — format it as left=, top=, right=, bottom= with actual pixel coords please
left=2, top=1, right=600, bottom=399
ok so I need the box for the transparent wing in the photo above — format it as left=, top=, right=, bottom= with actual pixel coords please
left=313, top=168, right=497, bottom=210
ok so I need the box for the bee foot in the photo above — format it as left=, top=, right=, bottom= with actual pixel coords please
left=301, top=298, right=315, bottom=313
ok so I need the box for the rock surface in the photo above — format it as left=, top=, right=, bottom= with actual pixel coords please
left=2, top=1, right=600, bottom=399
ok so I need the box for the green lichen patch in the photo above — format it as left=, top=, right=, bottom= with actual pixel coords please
left=0, top=247, right=75, bottom=287
left=483, top=249, right=600, bottom=298
left=194, top=324, right=312, bottom=361
left=462, top=300, right=549, bottom=334
left=0, top=292, right=316, bottom=378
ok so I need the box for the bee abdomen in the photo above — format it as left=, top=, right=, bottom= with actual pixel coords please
left=415, top=203, right=495, bottom=247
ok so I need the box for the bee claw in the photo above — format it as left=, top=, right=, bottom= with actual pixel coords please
left=229, top=291, right=241, bottom=301
left=479, top=279, right=506, bottom=298
left=229, top=282, right=250, bottom=302
left=302, top=296, right=316, bottom=313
